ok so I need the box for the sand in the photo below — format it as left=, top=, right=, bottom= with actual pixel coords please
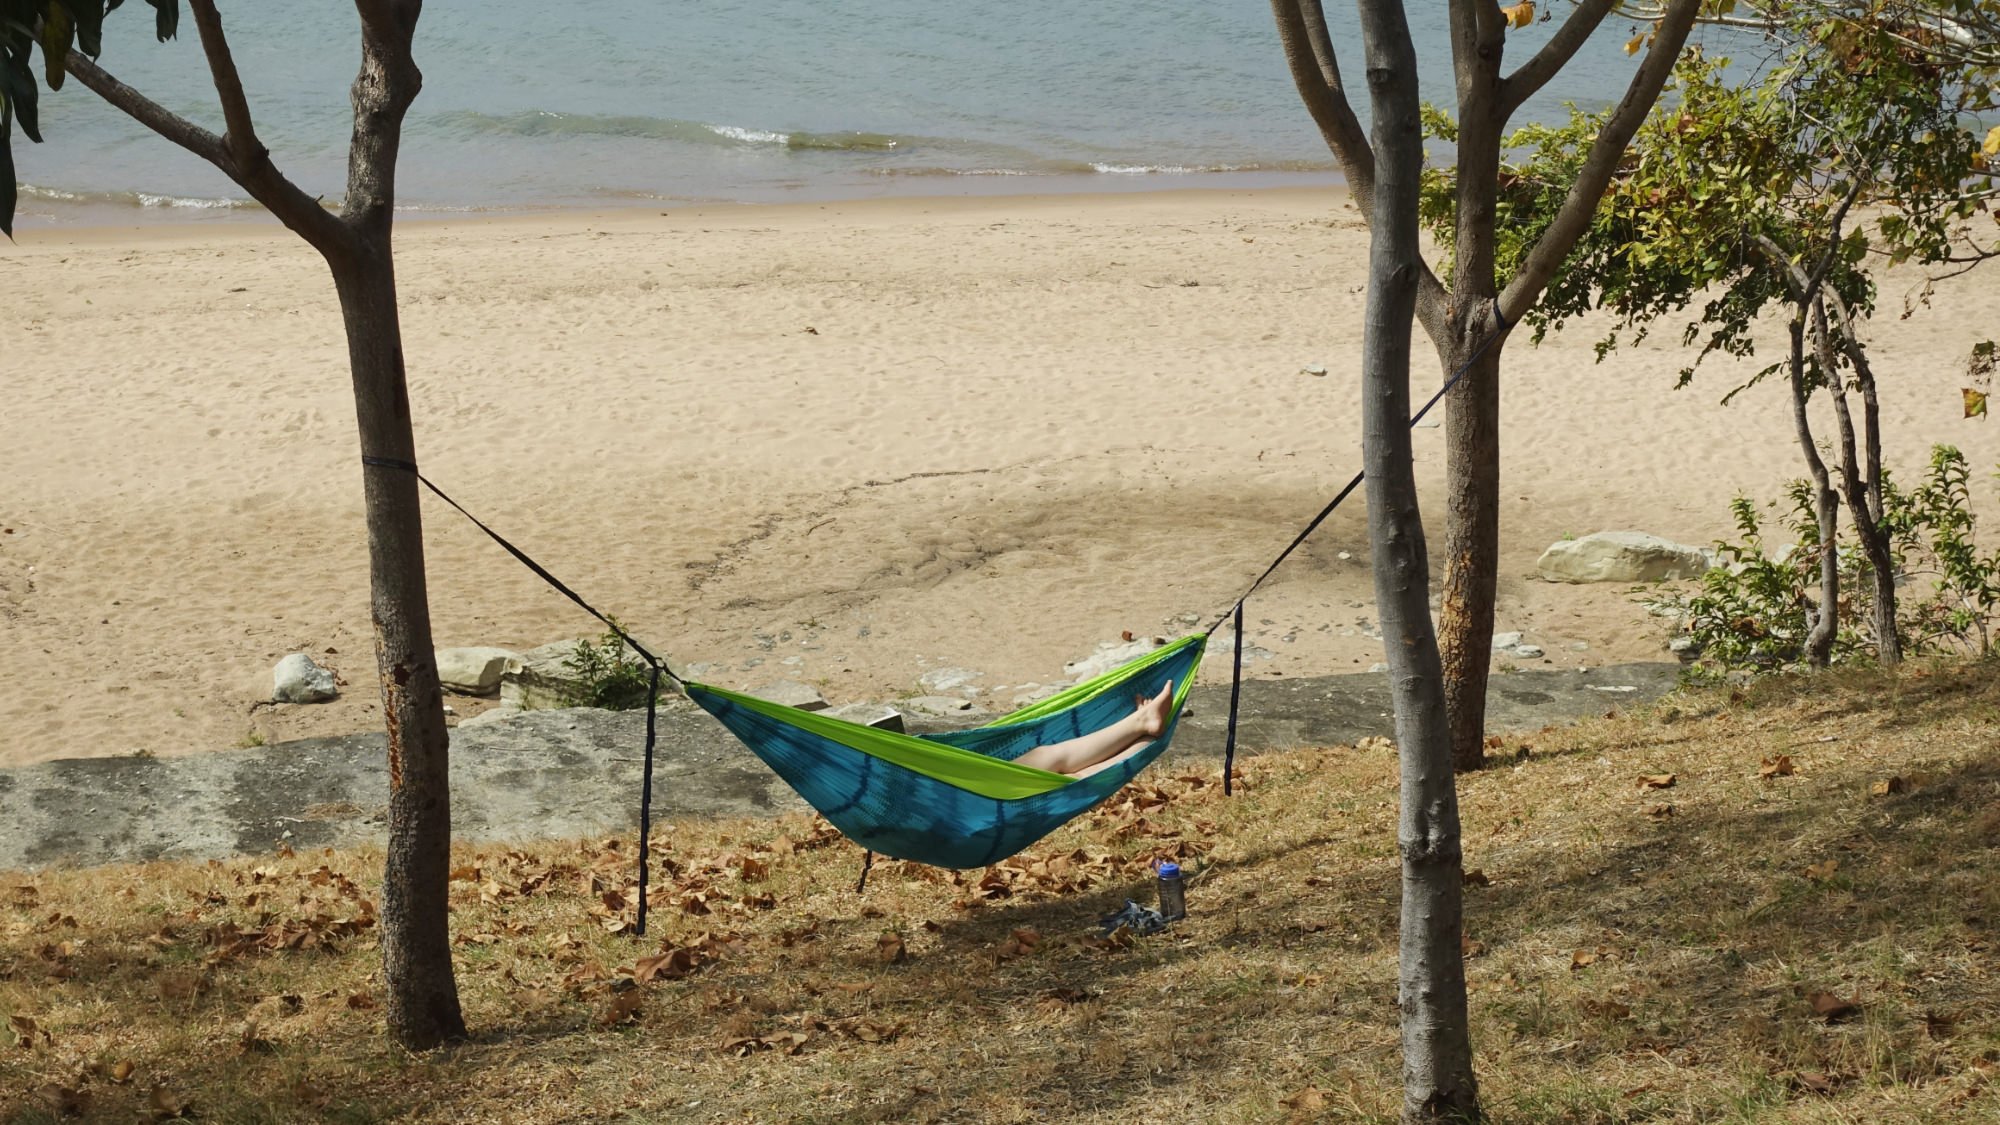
left=2, top=188, right=1993, bottom=766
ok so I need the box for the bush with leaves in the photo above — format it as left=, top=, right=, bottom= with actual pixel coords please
left=1672, top=445, right=2000, bottom=674
left=561, top=625, right=658, bottom=711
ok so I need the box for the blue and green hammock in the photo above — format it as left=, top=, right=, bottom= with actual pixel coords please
left=684, top=633, right=1205, bottom=870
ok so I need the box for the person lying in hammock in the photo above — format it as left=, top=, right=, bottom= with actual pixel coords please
left=1013, top=681, right=1176, bottom=779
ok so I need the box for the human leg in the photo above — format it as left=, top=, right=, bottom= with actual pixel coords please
left=1014, top=681, right=1174, bottom=777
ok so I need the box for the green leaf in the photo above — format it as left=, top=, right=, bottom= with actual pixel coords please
left=145, top=0, right=176, bottom=41
left=41, top=3, right=73, bottom=90
left=62, top=0, right=104, bottom=59
left=1, top=96, right=14, bottom=239
left=0, top=46, right=36, bottom=143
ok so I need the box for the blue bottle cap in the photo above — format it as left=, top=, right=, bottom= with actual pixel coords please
left=1156, top=861, right=1181, bottom=878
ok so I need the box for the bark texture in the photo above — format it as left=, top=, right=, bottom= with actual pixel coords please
left=1816, top=297, right=1900, bottom=663
left=1789, top=319, right=1842, bottom=668
left=71, top=0, right=464, bottom=1049
left=1355, top=2, right=1480, bottom=1118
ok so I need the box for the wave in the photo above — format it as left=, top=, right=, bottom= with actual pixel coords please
left=871, top=158, right=1333, bottom=178
left=428, top=109, right=909, bottom=152
left=17, top=184, right=257, bottom=210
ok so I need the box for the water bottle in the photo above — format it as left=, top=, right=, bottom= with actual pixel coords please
left=1155, top=861, right=1187, bottom=922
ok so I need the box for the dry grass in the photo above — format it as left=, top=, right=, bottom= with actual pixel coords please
left=3, top=660, right=1997, bottom=1124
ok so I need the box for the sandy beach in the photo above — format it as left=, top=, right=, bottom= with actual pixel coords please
left=2, top=187, right=1992, bottom=766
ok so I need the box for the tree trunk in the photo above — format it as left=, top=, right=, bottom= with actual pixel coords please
left=333, top=3, right=463, bottom=1052
left=1356, top=2, right=1480, bottom=1119
left=1438, top=339, right=1502, bottom=773
left=330, top=245, right=465, bottom=1050
left=1814, top=298, right=1899, bottom=663
left=1788, top=318, right=1841, bottom=668
left=1436, top=9, right=1507, bottom=776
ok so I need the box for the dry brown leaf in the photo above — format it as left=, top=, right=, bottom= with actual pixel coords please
left=110, top=1059, right=136, bottom=1085
left=1638, top=773, right=1676, bottom=790
left=1759, top=754, right=1795, bottom=779
left=1461, top=935, right=1486, bottom=959
left=1871, top=776, right=1908, bottom=797
left=1804, top=859, right=1840, bottom=882
left=876, top=931, right=907, bottom=965
left=597, top=989, right=644, bottom=1027
left=1791, top=1070, right=1839, bottom=1095
left=147, top=1085, right=193, bottom=1121
left=38, top=1082, right=91, bottom=1117
left=8, top=1013, right=41, bottom=1048
left=1643, top=803, right=1675, bottom=818
left=1462, top=869, right=1491, bottom=887
left=1808, top=991, right=1860, bottom=1023
left=1570, top=950, right=1598, bottom=971
left=1279, top=1084, right=1328, bottom=1112
left=1583, top=997, right=1632, bottom=1020
left=345, top=991, right=378, bottom=1011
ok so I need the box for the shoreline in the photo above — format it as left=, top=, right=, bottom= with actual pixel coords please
left=6, top=171, right=1346, bottom=239
left=3, top=185, right=1991, bottom=767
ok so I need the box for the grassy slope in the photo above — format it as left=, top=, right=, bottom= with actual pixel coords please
left=2, top=662, right=1996, bottom=1124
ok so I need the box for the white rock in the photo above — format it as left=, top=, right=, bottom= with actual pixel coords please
left=753, top=680, right=829, bottom=711
left=1302, top=363, right=1328, bottom=377
left=1536, top=532, right=1714, bottom=584
left=272, top=653, right=338, bottom=704
left=1368, top=662, right=1389, bottom=673
left=434, top=646, right=522, bottom=696
left=823, top=703, right=905, bottom=733
left=456, top=706, right=523, bottom=729
left=1491, top=632, right=1523, bottom=650
left=1063, top=638, right=1161, bottom=682
left=904, top=695, right=977, bottom=716
left=917, top=667, right=981, bottom=693
left=1512, top=644, right=1545, bottom=659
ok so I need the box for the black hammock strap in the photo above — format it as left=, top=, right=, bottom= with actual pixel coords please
left=362, top=454, right=679, bottom=937
left=1207, top=303, right=1511, bottom=793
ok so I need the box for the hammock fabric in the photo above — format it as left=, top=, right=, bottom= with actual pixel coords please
left=684, top=634, right=1206, bottom=868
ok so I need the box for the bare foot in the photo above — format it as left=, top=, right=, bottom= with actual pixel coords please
left=1134, top=681, right=1174, bottom=739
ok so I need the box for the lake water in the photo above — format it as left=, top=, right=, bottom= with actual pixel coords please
left=11, top=2, right=1752, bottom=225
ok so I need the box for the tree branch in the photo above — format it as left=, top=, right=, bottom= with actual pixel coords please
left=1502, top=0, right=1616, bottom=117
left=1272, top=0, right=1377, bottom=217
left=1497, top=0, right=1700, bottom=323
left=64, top=48, right=347, bottom=255
left=185, top=0, right=260, bottom=171
left=64, top=52, right=230, bottom=169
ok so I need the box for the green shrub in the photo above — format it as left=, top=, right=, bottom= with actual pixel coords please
left=1669, top=445, right=1999, bottom=675
left=561, top=624, right=659, bottom=710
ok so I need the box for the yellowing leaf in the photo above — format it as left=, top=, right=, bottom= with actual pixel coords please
left=1501, top=2, right=1536, bottom=30
left=1625, top=32, right=1646, bottom=55
left=1984, top=125, right=2000, bottom=157
left=875, top=931, right=907, bottom=965
left=1966, top=388, right=1989, bottom=418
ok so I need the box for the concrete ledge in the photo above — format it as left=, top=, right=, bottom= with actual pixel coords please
left=0, top=664, right=1679, bottom=871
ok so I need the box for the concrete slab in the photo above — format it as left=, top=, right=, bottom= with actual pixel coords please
left=0, top=664, right=1679, bottom=871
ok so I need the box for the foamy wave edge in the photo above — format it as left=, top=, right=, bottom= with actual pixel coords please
left=20, top=184, right=256, bottom=210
